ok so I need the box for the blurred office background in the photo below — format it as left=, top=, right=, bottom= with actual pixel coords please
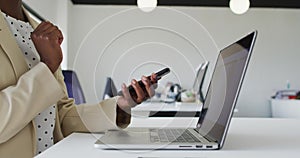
left=23, top=0, right=300, bottom=118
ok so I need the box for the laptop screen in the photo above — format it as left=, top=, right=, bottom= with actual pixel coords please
left=192, top=62, right=209, bottom=102
left=196, top=31, right=256, bottom=145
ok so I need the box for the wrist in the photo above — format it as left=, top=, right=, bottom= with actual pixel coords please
left=41, top=60, right=59, bottom=73
left=116, top=104, right=131, bottom=128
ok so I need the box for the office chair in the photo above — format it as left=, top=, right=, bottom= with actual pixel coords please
left=102, top=77, right=118, bottom=100
left=62, top=70, right=86, bottom=104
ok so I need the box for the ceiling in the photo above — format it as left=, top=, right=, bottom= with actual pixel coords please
left=71, top=0, right=300, bottom=8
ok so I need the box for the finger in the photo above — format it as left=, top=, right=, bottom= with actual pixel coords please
left=31, top=23, right=54, bottom=41
left=31, top=22, right=46, bottom=38
left=142, top=76, right=155, bottom=97
left=34, top=22, right=62, bottom=43
left=34, top=21, right=48, bottom=31
left=34, top=21, right=53, bottom=34
left=151, top=73, right=158, bottom=83
left=151, top=73, right=158, bottom=89
left=46, top=29, right=63, bottom=44
left=42, top=24, right=63, bottom=38
left=131, top=79, right=145, bottom=104
left=42, top=25, right=58, bottom=35
left=122, top=83, right=131, bottom=99
left=57, top=29, right=64, bottom=44
left=45, top=28, right=64, bottom=45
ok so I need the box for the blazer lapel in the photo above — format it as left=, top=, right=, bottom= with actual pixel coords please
left=23, top=7, right=39, bottom=29
left=0, top=9, right=28, bottom=78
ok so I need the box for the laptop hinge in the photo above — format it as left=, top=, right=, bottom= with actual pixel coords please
left=193, top=129, right=218, bottom=143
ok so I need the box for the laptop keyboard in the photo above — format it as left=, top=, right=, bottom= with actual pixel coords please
left=150, top=129, right=201, bottom=143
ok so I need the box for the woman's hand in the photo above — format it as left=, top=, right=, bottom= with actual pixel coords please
left=117, top=73, right=157, bottom=109
left=31, top=21, right=63, bottom=73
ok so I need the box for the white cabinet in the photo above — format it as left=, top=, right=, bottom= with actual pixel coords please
left=271, top=99, right=300, bottom=118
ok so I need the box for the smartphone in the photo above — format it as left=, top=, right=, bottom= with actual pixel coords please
left=118, top=68, right=170, bottom=100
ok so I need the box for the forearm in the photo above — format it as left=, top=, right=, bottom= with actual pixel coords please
left=58, top=98, right=122, bottom=136
left=0, top=63, right=64, bottom=143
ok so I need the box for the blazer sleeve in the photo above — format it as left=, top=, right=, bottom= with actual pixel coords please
left=54, top=68, right=120, bottom=138
left=0, top=63, right=64, bottom=143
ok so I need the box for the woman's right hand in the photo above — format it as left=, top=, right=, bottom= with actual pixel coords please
left=31, top=21, right=64, bottom=73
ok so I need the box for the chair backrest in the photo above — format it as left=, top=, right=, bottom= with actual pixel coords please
left=62, top=70, right=86, bottom=104
left=102, top=77, right=118, bottom=100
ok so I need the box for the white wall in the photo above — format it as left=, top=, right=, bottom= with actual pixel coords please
left=22, top=1, right=300, bottom=118
left=68, top=5, right=219, bottom=105
left=68, top=5, right=300, bottom=118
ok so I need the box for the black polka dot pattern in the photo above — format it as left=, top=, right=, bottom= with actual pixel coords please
left=2, top=12, right=40, bottom=69
left=2, top=12, right=56, bottom=155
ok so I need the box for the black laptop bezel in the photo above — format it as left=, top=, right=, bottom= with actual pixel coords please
left=195, top=31, right=257, bottom=148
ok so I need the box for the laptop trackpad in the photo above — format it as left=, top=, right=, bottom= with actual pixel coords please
left=99, top=128, right=150, bottom=145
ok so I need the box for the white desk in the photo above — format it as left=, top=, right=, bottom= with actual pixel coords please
left=36, top=118, right=300, bottom=158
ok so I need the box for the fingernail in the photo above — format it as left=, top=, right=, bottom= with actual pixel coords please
left=132, top=80, right=137, bottom=84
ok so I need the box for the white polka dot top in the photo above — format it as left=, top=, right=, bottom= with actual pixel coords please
left=2, top=13, right=56, bottom=155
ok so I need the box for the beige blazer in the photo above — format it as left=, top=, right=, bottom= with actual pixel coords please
left=0, top=9, right=119, bottom=158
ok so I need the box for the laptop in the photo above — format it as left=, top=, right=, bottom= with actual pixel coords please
left=192, top=61, right=209, bottom=103
left=95, top=30, right=257, bottom=150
